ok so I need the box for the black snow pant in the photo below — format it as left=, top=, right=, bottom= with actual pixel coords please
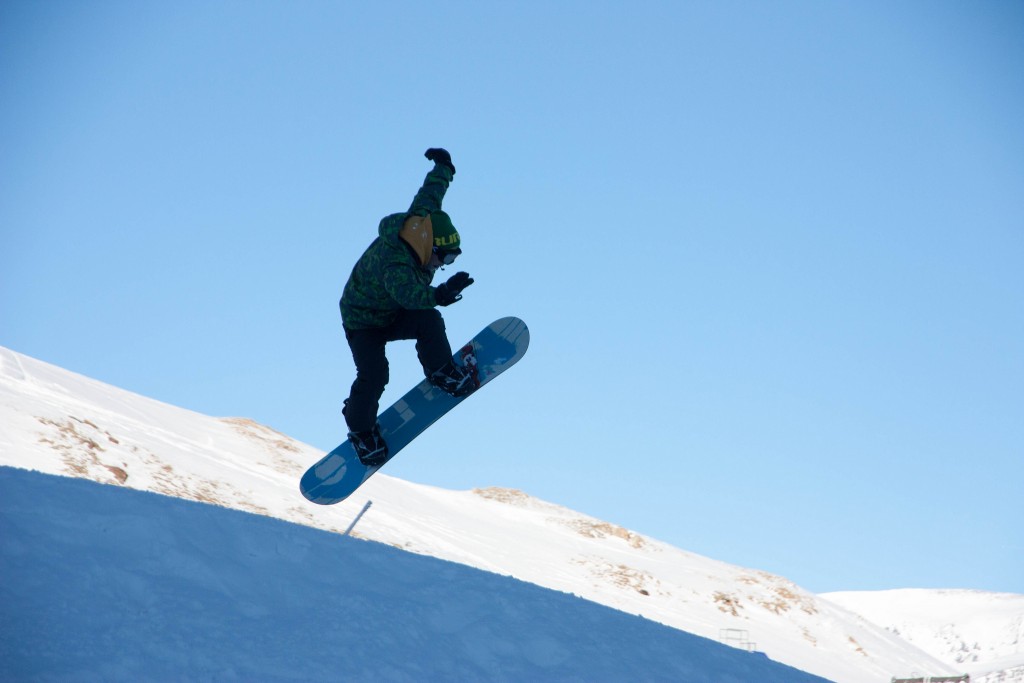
left=343, top=308, right=453, bottom=434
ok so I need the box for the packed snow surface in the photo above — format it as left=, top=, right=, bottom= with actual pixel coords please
left=1, top=467, right=835, bottom=682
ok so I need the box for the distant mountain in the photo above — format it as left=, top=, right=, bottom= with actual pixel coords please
left=823, top=589, right=1024, bottom=683
left=0, top=345, right=983, bottom=682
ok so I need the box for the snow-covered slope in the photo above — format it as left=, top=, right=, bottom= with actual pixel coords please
left=823, top=589, right=1024, bottom=682
left=0, top=346, right=970, bottom=682
left=2, top=467, right=833, bottom=682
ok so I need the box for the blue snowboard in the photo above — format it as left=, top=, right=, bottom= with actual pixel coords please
left=300, top=316, right=530, bottom=505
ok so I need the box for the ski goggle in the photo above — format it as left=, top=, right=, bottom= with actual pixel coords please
left=434, top=247, right=462, bottom=265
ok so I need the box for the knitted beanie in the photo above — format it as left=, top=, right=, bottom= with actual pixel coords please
left=431, top=211, right=461, bottom=250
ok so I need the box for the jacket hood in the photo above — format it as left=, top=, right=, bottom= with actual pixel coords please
left=396, top=213, right=433, bottom=266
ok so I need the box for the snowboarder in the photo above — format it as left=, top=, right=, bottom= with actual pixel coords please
left=339, top=148, right=475, bottom=467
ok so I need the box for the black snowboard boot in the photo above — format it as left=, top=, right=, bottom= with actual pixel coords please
left=348, top=424, right=389, bottom=468
left=428, top=361, right=474, bottom=398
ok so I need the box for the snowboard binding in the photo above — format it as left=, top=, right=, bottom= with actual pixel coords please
left=428, top=361, right=475, bottom=398
left=348, top=424, right=389, bottom=468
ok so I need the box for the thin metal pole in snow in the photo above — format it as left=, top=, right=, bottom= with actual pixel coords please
left=344, top=500, right=373, bottom=536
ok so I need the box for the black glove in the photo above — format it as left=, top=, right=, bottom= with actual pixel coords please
left=424, top=148, right=456, bottom=176
left=434, top=271, right=474, bottom=306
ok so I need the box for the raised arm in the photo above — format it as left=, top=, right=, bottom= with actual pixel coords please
left=407, top=148, right=456, bottom=216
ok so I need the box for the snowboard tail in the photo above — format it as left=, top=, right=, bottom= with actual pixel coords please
left=299, top=316, right=529, bottom=505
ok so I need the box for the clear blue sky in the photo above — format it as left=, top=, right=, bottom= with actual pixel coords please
left=2, top=0, right=1021, bottom=594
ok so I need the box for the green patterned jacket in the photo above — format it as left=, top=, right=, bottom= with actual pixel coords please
left=340, top=163, right=453, bottom=330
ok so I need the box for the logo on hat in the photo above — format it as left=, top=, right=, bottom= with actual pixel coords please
left=434, top=232, right=460, bottom=248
